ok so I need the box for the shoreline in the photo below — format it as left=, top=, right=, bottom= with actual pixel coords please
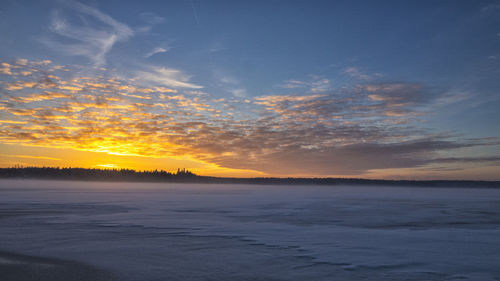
left=2, top=167, right=499, bottom=188
left=0, top=176, right=499, bottom=188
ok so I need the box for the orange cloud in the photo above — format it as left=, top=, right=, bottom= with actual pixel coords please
left=1, top=59, right=499, bottom=178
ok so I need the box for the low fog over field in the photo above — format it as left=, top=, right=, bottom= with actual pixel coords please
left=1, top=180, right=499, bottom=280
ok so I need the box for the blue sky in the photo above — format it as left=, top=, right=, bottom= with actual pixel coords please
left=1, top=0, right=500, bottom=179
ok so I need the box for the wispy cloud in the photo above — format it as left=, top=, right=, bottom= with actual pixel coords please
left=216, top=73, right=248, bottom=97
left=145, top=47, right=168, bottom=58
left=430, top=156, right=500, bottom=164
left=310, top=77, right=330, bottom=93
left=0, top=120, right=27, bottom=124
left=0, top=154, right=61, bottom=161
left=136, top=66, right=203, bottom=89
left=281, top=79, right=307, bottom=89
left=43, top=1, right=133, bottom=65
left=229, top=88, right=247, bottom=97
left=139, top=12, right=165, bottom=25
left=343, top=66, right=382, bottom=81
left=279, top=75, right=331, bottom=93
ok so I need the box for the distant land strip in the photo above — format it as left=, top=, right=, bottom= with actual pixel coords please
left=0, top=167, right=499, bottom=188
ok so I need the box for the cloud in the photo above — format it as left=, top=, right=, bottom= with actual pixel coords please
left=430, top=156, right=500, bottom=164
left=310, top=78, right=330, bottom=93
left=0, top=154, right=61, bottom=161
left=215, top=73, right=249, bottom=97
left=255, top=82, right=433, bottom=126
left=15, top=59, right=28, bottom=66
left=11, top=91, right=71, bottom=103
left=0, top=120, right=27, bottom=124
left=145, top=47, right=168, bottom=58
left=1, top=60, right=499, bottom=177
left=343, top=66, right=381, bottom=81
left=230, top=88, right=247, bottom=97
left=279, top=75, right=331, bottom=93
left=363, top=82, right=432, bottom=107
left=281, top=80, right=307, bottom=89
left=139, top=12, right=165, bottom=25
left=0, top=62, right=13, bottom=75
left=434, top=91, right=470, bottom=105
left=136, top=66, right=203, bottom=89
left=43, top=1, right=133, bottom=65
left=195, top=137, right=477, bottom=175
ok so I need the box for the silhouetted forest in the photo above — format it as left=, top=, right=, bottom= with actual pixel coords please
left=0, top=167, right=196, bottom=182
left=0, top=167, right=499, bottom=188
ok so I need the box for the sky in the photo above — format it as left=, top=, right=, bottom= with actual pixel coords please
left=1, top=0, right=500, bottom=179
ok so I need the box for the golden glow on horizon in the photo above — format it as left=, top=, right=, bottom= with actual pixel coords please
left=95, top=164, right=119, bottom=169
left=1, top=59, right=499, bottom=179
left=0, top=143, right=266, bottom=177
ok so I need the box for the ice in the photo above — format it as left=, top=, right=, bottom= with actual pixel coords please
left=1, top=179, right=500, bottom=280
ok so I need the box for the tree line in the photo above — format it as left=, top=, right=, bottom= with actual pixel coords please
left=0, top=167, right=197, bottom=182
left=0, top=166, right=498, bottom=188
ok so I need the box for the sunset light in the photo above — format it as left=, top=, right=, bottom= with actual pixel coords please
left=2, top=1, right=500, bottom=280
left=1, top=0, right=499, bottom=180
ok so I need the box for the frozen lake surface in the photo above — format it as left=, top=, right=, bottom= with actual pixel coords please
left=0, top=179, right=499, bottom=280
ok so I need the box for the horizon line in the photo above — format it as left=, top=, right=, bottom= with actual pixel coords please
left=1, top=166, right=499, bottom=183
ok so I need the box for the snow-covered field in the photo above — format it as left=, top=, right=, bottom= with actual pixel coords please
left=1, top=179, right=499, bottom=280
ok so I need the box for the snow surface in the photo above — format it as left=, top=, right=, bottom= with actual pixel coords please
left=1, top=179, right=499, bottom=280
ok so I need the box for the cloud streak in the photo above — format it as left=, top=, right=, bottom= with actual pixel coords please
left=0, top=154, right=61, bottom=161
left=343, top=66, right=382, bottom=81
left=145, top=47, right=168, bottom=58
left=43, top=1, right=133, bottom=65
left=136, top=66, right=203, bottom=89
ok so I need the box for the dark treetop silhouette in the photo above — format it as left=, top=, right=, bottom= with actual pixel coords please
left=0, top=167, right=499, bottom=188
